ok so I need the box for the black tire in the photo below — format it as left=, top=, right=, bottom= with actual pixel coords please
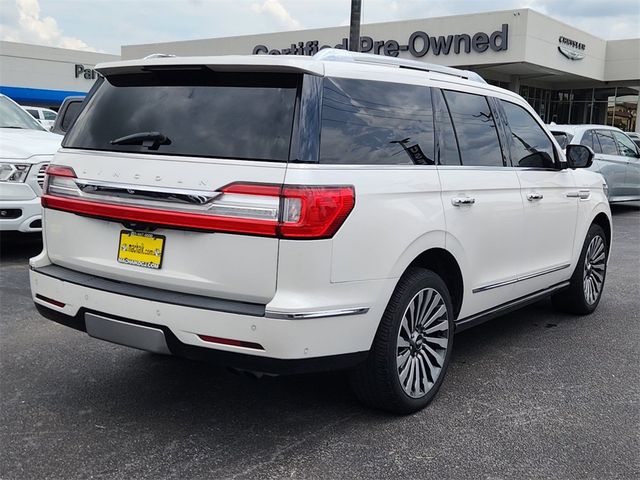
left=349, top=268, right=454, bottom=414
left=552, top=223, right=608, bottom=315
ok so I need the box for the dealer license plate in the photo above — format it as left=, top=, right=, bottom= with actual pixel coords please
left=117, top=231, right=165, bottom=269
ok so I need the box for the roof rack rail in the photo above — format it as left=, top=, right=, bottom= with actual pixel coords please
left=143, top=53, right=177, bottom=60
left=312, top=48, right=486, bottom=83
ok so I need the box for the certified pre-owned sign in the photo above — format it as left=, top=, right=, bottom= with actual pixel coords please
left=558, top=36, right=586, bottom=60
left=253, top=24, right=509, bottom=58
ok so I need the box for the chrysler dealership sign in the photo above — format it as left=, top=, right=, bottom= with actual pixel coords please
left=253, top=24, right=509, bottom=57
left=558, top=36, right=586, bottom=60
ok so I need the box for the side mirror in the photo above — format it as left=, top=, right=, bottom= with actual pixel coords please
left=566, top=144, right=594, bottom=169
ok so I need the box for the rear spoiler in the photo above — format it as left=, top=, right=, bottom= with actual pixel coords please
left=95, top=55, right=325, bottom=77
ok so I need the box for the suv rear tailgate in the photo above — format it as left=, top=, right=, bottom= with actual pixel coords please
left=44, top=151, right=286, bottom=304
left=43, top=68, right=301, bottom=305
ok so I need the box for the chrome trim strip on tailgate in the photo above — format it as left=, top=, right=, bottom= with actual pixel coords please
left=85, top=312, right=171, bottom=354
left=32, top=264, right=266, bottom=317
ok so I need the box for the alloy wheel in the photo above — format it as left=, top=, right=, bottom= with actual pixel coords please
left=396, top=288, right=450, bottom=398
left=583, top=235, right=606, bottom=305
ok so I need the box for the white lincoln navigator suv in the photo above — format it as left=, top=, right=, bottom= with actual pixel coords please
left=30, top=50, right=611, bottom=413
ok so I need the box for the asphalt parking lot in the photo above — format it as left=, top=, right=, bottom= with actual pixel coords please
left=1, top=203, right=639, bottom=480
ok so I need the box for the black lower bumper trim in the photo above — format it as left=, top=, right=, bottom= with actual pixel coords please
left=32, top=264, right=265, bottom=317
left=35, top=303, right=369, bottom=375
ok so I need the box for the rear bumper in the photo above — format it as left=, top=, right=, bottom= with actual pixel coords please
left=29, top=264, right=390, bottom=373
left=35, top=303, right=368, bottom=374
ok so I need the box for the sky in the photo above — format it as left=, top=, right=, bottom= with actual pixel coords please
left=0, top=0, right=639, bottom=54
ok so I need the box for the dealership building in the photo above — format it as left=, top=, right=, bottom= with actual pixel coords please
left=0, top=41, right=118, bottom=108
left=1, top=9, right=639, bottom=131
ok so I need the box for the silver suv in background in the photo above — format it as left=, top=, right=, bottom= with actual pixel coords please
left=550, top=125, right=640, bottom=203
left=627, top=132, right=640, bottom=149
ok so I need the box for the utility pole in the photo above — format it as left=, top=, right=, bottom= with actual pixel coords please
left=349, top=0, right=362, bottom=52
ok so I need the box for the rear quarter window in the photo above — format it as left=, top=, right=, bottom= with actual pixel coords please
left=319, top=77, right=435, bottom=165
left=63, top=70, right=299, bottom=162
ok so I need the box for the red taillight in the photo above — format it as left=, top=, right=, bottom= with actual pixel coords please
left=45, top=165, right=77, bottom=178
left=222, top=183, right=355, bottom=240
left=42, top=174, right=355, bottom=240
left=279, top=186, right=355, bottom=239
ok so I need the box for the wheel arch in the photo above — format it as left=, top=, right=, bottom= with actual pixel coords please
left=405, top=248, right=464, bottom=320
left=592, top=211, right=612, bottom=253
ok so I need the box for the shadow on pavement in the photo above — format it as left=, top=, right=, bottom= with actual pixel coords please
left=0, top=232, right=43, bottom=263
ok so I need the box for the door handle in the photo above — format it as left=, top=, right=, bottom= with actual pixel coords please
left=451, top=197, right=476, bottom=206
left=526, top=192, right=544, bottom=201
left=566, top=190, right=590, bottom=199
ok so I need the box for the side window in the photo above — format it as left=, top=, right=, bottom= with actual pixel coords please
left=611, top=131, right=638, bottom=157
left=26, top=109, right=38, bottom=119
left=319, top=78, right=434, bottom=165
left=580, top=130, right=594, bottom=149
left=596, top=131, right=618, bottom=155
left=552, top=132, right=572, bottom=149
left=442, top=90, right=504, bottom=167
left=590, top=130, right=603, bottom=154
left=43, top=111, right=57, bottom=120
left=500, top=100, right=556, bottom=168
left=432, top=89, right=461, bottom=165
left=61, top=102, right=83, bottom=132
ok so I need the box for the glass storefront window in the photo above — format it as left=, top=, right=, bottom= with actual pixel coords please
left=590, top=102, right=609, bottom=125
left=520, top=85, right=638, bottom=129
left=593, top=88, right=616, bottom=102
left=614, top=86, right=639, bottom=132
left=549, top=102, right=570, bottom=124
left=572, top=89, right=593, bottom=102
left=570, top=102, right=590, bottom=124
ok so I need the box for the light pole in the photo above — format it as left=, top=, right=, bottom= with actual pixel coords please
left=349, top=0, right=362, bottom=52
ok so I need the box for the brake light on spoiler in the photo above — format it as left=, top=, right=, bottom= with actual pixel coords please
left=41, top=166, right=355, bottom=240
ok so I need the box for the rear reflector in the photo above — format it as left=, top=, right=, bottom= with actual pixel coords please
left=42, top=168, right=355, bottom=239
left=35, top=294, right=66, bottom=308
left=198, top=335, right=264, bottom=351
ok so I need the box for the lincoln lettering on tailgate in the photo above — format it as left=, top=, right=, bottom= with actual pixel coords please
left=117, top=231, right=166, bottom=269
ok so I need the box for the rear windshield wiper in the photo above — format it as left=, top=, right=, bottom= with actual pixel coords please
left=110, top=131, right=171, bottom=150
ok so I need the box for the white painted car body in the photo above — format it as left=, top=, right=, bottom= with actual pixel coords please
left=29, top=52, right=611, bottom=374
left=1, top=95, right=61, bottom=232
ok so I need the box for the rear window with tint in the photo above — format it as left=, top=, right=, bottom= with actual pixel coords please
left=63, top=70, right=299, bottom=162
left=319, top=77, right=435, bottom=165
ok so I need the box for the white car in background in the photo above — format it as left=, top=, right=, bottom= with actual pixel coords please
left=549, top=125, right=640, bottom=203
left=1, top=94, right=61, bottom=232
left=23, top=106, right=58, bottom=131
